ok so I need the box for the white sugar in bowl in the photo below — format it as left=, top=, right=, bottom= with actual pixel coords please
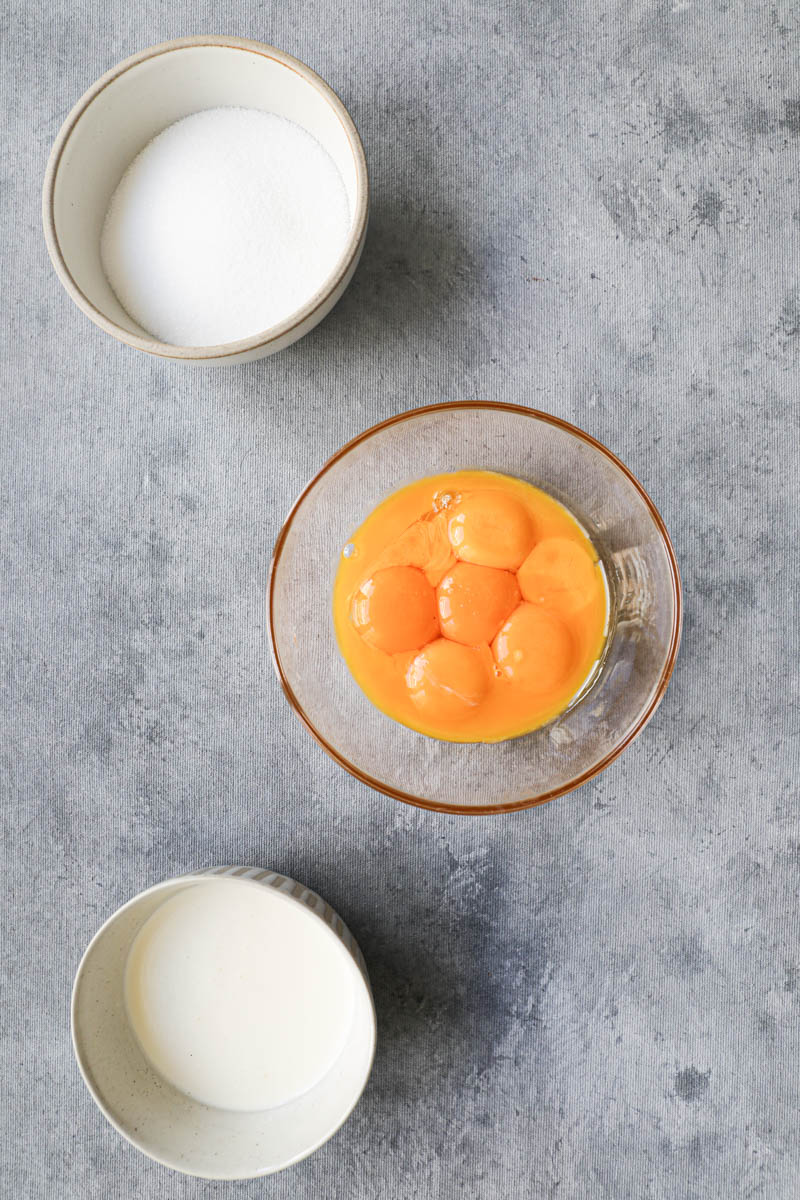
left=43, top=37, right=368, bottom=364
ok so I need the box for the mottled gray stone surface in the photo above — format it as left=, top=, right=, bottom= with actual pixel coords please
left=3, top=2, right=799, bottom=1197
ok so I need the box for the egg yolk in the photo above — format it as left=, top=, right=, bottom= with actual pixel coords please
left=351, top=566, right=439, bottom=653
left=518, top=537, right=599, bottom=616
left=334, top=470, right=610, bottom=742
left=448, top=491, right=535, bottom=570
left=406, top=639, right=490, bottom=719
left=492, top=603, right=574, bottom=693
left=436, top=563, right=521, bottom=646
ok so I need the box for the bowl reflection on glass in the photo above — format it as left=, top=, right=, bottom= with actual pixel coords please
left=269, top=403, right=682, bottom=814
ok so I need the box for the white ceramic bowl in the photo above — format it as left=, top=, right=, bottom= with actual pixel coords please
left=71, top=866, right=376, bottom=1179
left=42, top=37, right=369, bottom=364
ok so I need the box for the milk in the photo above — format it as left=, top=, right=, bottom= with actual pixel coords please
left=124, top=879, right=356, bottom=1111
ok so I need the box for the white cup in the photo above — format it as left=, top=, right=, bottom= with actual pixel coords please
left=71, top=865, right=376, bottom=1179
left=43, top=37, right=369, bottom=364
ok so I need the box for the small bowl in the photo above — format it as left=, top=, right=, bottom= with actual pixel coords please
left=269, top=402, right=682, bottom=814
left=72, top=866, right=376, bottom=1179
left=43, top=36, right=368, bottom=364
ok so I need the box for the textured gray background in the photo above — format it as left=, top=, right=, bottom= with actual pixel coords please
left=3, top=1, right=799, bottom=1197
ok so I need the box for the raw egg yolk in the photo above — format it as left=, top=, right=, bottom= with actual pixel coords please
left=406, top=639, right=490, bottom=719
left=448, top=491, right=535, bottom=570
left=492, top=603, right=574, bottom=693
left=436, top=563, right=521, bottom=646
left=351, top=566, right=439, bottom=653
left=517, top=537, right=599, bottom=616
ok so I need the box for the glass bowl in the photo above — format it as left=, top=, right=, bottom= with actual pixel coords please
left=268, top=403, right=682, bottom=814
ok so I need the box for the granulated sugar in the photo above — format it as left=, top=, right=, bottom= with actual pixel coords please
left=101, top=107, right=351, bottom=347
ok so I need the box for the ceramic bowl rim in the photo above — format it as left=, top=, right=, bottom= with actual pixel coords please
left=42, top=35, right=369, bottom=362
left=267, top=401, right=683, bottom=815
left=71, top=868, right=378, bottom=1179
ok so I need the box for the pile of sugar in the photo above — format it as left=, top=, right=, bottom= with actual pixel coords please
left=101, top=107, right=351, bottom=347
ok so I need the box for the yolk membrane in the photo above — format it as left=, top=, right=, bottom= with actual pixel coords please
left=447, top=491, right=535, bottom=570
left=406, top=639, right=490, bottom=719
left=436, top=562, right=520, bottom=646
left=518, top=536, right=600, bottom=615
left=351, top=565, right=438, bottom=653
left=492, top=603, right=575, bottom=694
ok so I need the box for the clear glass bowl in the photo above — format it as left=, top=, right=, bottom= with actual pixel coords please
left=269, top=404, right=682, bottom=814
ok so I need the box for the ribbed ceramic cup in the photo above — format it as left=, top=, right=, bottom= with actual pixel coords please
left=43, top=37, right=369, bottom=363
left=71, top=866, right=376, bottom=1179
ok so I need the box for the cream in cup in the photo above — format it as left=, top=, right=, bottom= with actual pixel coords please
left=71, top=867, right=376, bottom=1178
left=124, top=876, right=357, bottom=1110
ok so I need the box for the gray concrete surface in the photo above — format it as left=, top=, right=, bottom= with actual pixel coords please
left=3, top=1, right=799, bottom=1196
